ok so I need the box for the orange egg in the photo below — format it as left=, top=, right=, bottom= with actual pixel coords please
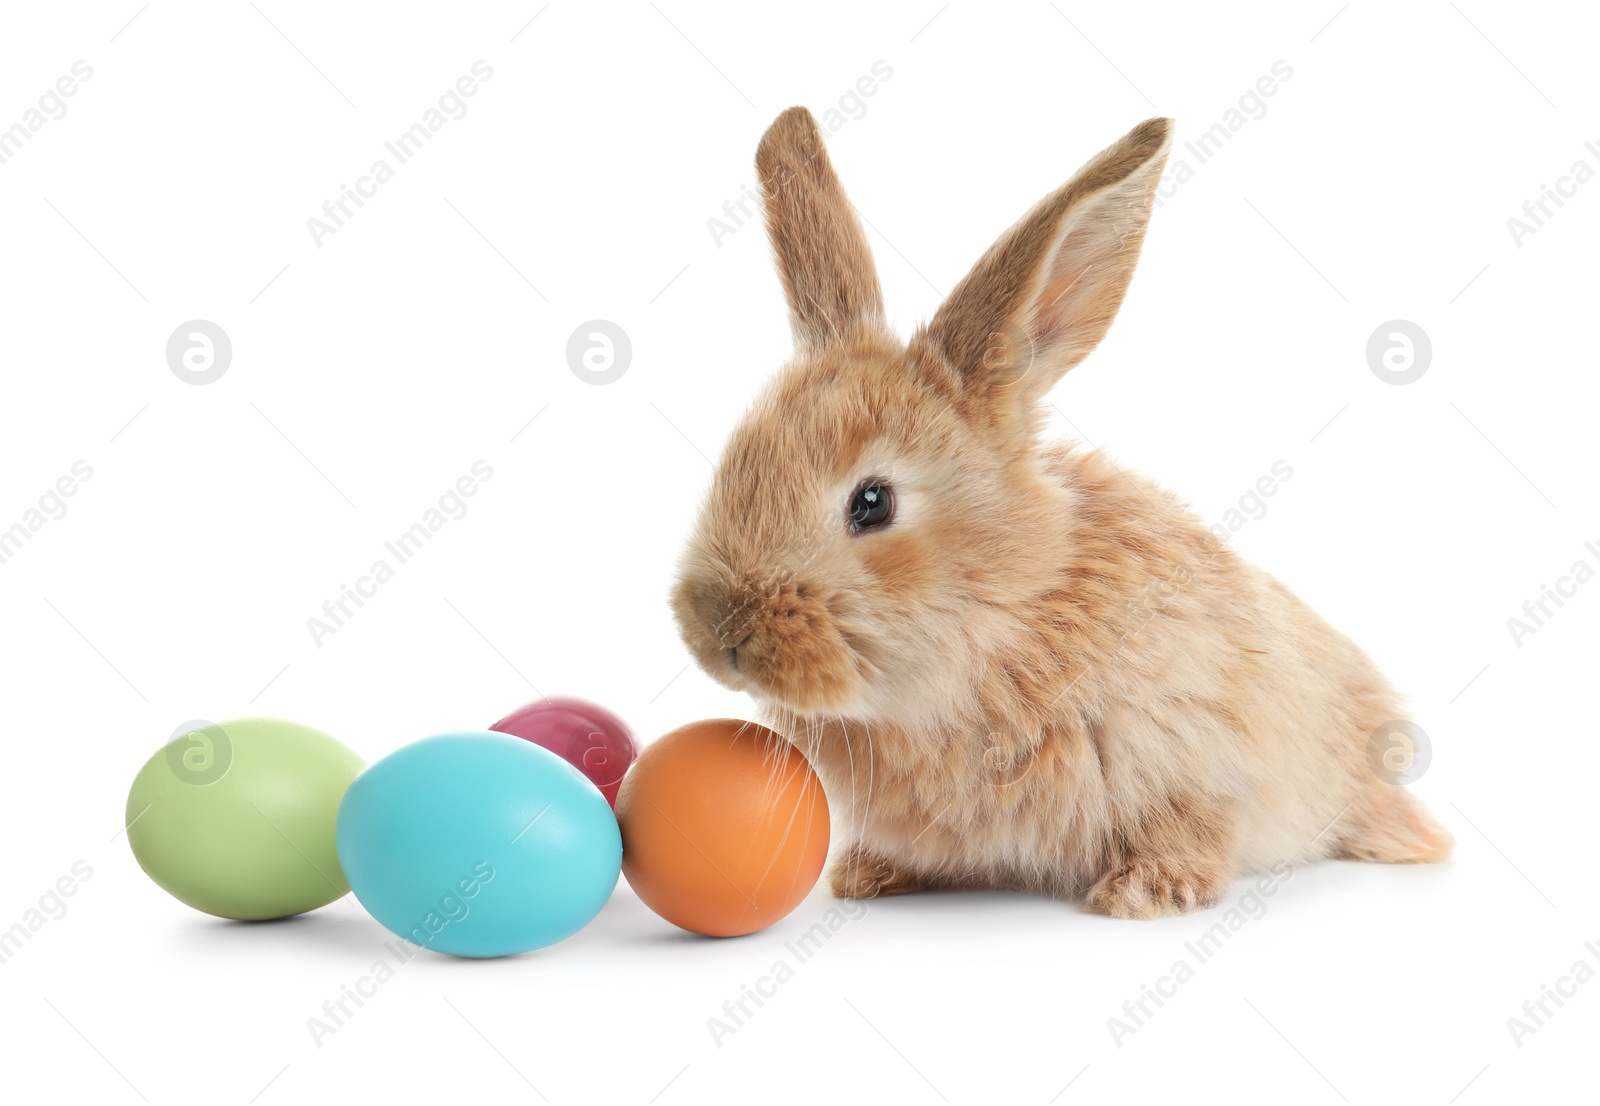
left=616, top=719, right=830, bottom=937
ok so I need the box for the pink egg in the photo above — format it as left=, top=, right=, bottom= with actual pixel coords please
left=489, top=697, right=637, bottom=807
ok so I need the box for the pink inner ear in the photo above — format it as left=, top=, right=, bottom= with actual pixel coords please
left=1027, top=179, right=1152, bottom=373
left=922, top=118, right=1169, bottom=395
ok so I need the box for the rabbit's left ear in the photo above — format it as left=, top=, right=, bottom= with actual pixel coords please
left=922, top=117, right=1172, bottom=406
left=757, top=107, right=885, bottom=349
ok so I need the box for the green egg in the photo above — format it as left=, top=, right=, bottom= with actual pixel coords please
left=126, top=718, right=364, bottom=920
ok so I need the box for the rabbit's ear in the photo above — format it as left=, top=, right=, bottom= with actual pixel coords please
left=924, top=118, right=1172, bottom=407
left=757, top=107, right=885, bottom=348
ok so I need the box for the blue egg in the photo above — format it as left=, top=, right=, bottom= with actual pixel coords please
left=336, top=731, right=621, bottom=957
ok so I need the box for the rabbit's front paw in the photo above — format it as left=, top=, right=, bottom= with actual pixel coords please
left=1085, top=858, right=1229, bottom=919
left=828, top=845, right=924, bottom=900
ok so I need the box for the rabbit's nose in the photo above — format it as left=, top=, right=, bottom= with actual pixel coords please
left=684, top=571, right=753, bottom=648
left=713, top=602, right=758, bottom=652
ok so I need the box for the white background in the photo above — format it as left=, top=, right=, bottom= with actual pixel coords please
left=1, top=2, right=1595, bottom=1103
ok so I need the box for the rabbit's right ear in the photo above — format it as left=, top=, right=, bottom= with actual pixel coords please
left=757, top=107, right=885, bottom=349
left=922, top=118, right=1172, bottom=414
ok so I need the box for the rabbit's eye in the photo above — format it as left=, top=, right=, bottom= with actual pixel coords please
left=849, top=481, right=894, bottom=532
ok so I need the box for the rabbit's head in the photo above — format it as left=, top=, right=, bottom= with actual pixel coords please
left=671, top=109, right=1172, bottom=722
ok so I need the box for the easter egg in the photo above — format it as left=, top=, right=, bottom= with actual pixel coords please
left=126, top=718, right=364, bottom=920
left=490, top=696, right=637, bottom=807
left=335, top=731, right=621, bottom=958
left=616, top=719, right=830, bottom=937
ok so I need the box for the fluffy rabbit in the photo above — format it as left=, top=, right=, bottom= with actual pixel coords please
left=670, top=108, right=1452, bottom=918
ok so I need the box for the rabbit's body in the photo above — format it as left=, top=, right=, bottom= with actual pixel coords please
left=779, top=443, right=1447, bottom=915
left=672, top=109, right=1451, bottom=918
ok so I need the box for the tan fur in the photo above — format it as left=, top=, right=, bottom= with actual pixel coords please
left=670, top=109, right=1452, bottom=919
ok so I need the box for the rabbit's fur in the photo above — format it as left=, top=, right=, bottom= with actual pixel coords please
left=671, top=109, right=1452, bottom=918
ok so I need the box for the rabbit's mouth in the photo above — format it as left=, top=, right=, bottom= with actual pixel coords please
left=672, top=572, right=870, bottom=715
left=725, top=628, right=754, bottom=672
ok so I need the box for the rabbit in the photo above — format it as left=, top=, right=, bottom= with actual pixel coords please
left=669, top=107, right=1453, bottom=918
